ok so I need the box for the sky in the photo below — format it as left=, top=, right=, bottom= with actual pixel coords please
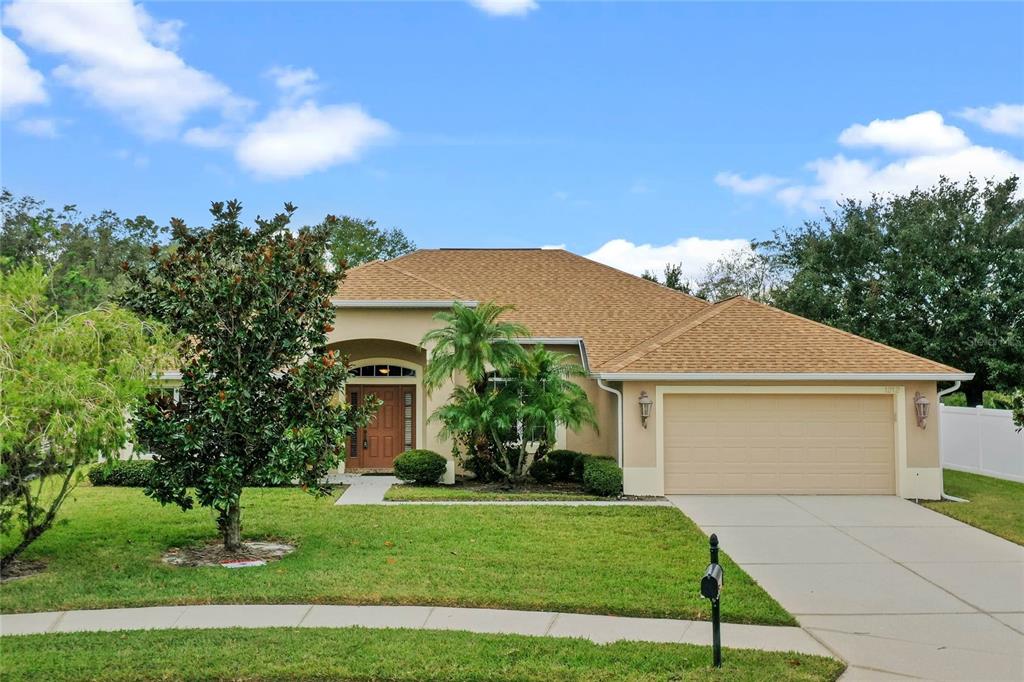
left=2, top=1, right=1023, bottom=278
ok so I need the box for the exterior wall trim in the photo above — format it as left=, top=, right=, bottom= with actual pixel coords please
left=651, top=384, right=913, bottom=498
left=332, top=300, right=478, bottom=309
left=598, top=372, right=973, bottom=381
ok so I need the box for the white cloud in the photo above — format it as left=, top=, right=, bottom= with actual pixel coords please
left=4, top=0, right=247, bottom=138
left=541, top=243, right=566, bottom=250
left=183, top=125, right=235, bottom=149
left=837, top=111, right=969, bottom=154
left=714, top=172, right=785, bottom=195
left=236, top=102, right=393, bottom=179
left=468, top=0, right=538, bottom=16
left=266, top=66, right=319, bottom=104
left=958, top=103, right=1024, bottom=138
left=1, top=34, right=47, bottom=111
left=721, top=110, right=1024, bottom=212
left=15, top=117, right=58, bottom=137
left=777, top=144, right=1024, bottom=212
left=585, top=237, right=751, bottom=278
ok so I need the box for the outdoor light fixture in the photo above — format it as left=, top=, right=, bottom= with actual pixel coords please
left=638, top=390, right=653, bottom=428
left=914, top=392, right=930, bottom=429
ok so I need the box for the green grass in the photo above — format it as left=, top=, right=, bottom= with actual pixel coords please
left=0, top=485, right=793, bottom=625
left=921, top=469, right=1024, bottom=545
left=385, top=485, right=602, bottom=501
left=0, top=627, right=845, bottom=682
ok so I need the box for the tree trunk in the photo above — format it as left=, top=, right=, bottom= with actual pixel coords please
left=220, top=501, right=243, bottom=552
left=1, top=525, right=44, bottom=573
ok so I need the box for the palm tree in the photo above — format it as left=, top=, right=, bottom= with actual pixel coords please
left=421, top=302, right=527, bottom=394
left=514, top=346, right=597, bottom=449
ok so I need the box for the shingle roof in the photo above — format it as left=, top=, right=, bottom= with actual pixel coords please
left=611, top=296, right=964, bottom=375
left=335, top=249, right=966, bottom=376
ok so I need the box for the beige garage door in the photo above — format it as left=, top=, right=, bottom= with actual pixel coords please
left=663, top=393, right=896, bottom=494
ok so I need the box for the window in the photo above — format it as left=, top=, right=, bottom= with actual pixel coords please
left=349, top=390, right=360, bottom=458
left=403, top=390, right=413, bottom=450
left=349, top=364, right=416, bottom=378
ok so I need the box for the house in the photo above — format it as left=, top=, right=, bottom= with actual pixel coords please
left=328, top=248, right=971, bottom=500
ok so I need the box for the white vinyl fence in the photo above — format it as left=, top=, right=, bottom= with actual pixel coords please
left=940, top=405, right=1024, bottom=483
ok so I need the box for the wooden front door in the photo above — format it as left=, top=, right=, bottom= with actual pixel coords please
left=348, top=384, right=415, bottom=470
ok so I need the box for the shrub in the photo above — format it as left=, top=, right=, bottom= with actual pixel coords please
left=393, top=450, right=448, bottom=485
left=545, top=449, right=586, bottom=482
left=87, top=460, right=155, bottom=487
left=582, top=456, right=622, bottom=497
left=528, top=457, right=557, bottom=484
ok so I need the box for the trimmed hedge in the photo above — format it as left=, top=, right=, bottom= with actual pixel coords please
left=582, top=456, right=622, bottom=497
left=393, top=449, right=448, bottom=485
left=543, top=450, right=586, bottom=483
left=528, top=457, right=557, bottom=484
left=87, top=460, right=155, bottom=487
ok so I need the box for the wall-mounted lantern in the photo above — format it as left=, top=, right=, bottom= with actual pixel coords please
left=914, top=392, right=930, bottom=429
left=638, top=390, right=653, bottom=428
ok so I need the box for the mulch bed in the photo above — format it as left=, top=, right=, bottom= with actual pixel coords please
left=163, top=541, right=295, bottom=568
left=448, top=478, right=592, bottom=495
left=0, top=559, right=46, bottom=583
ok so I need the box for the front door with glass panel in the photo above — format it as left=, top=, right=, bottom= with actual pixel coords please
left=348, top=384, right=415, bottom=470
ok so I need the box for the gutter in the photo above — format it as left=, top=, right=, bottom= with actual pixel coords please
left=594, top=372, right=975, bottom=382
left=936, top=380, right=969, bottom=503
left=332, top=300, right=479, bottom=309
left=596, top=378, right=623, bottom=468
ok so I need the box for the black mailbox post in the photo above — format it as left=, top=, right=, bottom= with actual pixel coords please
left=700, top=534, right=724, bottom=668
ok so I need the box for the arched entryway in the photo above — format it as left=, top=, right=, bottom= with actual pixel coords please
left=345, top=357, right=423, bottom=471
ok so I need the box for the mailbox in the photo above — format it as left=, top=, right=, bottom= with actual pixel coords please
left=701, top=563, right=723, bottom=600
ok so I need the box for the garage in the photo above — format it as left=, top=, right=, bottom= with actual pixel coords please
left=662, top=392, right=897, bottom=494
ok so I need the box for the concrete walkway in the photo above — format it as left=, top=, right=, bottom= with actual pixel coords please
left=333, top=475, right=400, bottom=505
left=669, top=495, right=1024, bottom=681
left=0, top=603, right=829, bottom=655
left=334, top=474, right=671, bottom=506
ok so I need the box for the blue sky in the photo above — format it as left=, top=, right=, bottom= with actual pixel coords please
left=2, top=1, right=1023, bottom=276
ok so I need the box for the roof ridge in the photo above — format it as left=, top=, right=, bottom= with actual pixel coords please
left=379, top=259, right=467, bottom=300
left=601, top=297, right=742, bottom=372
left=734, top=297, right=966, bottom=374
left=555, top=250, right=713, bottom=307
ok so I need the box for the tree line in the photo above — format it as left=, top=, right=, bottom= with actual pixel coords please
left=642, top=176, right=1023, bottom=407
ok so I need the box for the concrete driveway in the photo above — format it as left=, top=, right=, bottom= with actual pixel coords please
left=669, top=495, right=1024, bottom=681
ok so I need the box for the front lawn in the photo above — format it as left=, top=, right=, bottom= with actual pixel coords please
left=0, top=485, right=793, bottom=625
left=1, top=627, right=846, bottom=682
left=920, top=469, right=1024, bottom=545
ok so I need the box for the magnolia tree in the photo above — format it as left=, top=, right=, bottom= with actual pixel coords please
left=121, top=201, right=376, bottom=551
left=1, top=265, right=168, bottom=570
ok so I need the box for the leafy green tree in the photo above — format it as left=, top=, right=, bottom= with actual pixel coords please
left=1, top=190, right=165, bottom=313
left=694, top=247, right=782, bottom=303
left=641, top=263, right=693, bottom=294
left=433, top=346, right=596, bottom=483
left=121, top=201, right=377, bottom=551
left=327, top=216, right=415, bottom=268
left=421, top=302, right=528, bottom=394
left=1, top=264, right=168, bottom=570
left=759, top=176, right=1023, bottom=405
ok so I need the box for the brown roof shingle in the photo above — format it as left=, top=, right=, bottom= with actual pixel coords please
left=335, top=249, right=967, bottom=376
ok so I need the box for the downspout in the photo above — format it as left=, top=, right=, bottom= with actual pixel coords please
left=597, top=378, right=624, bottom=468
left=936, top=381, right=968, bottom=503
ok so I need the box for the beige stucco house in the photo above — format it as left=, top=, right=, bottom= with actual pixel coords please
left=327, top=248, right=971, bottom=500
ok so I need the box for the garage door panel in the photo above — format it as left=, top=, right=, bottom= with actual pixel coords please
left=663, top=393, right=896, bottom=495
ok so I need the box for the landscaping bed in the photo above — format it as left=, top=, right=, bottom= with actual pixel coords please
left=0, top=627, right=846, bottom=682
left=385, top=478, right=605, bottom=502
left=920, top=469, right=1024, bottom=545
left=0, top=485, right=794, bottom=625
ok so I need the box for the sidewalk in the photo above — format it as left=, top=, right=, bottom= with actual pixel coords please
left=0, top=604, right=830, bottom=656
left=334, top=474, right=672, bottom=506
